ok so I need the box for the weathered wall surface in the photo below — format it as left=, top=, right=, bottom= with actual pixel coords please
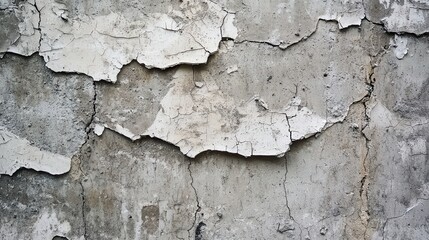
left=0, top=0, right=428, bottom=239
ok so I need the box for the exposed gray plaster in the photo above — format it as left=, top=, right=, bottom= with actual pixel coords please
left=363, top=34, right=429, bottom=239
left=0, top=54, right=94, bottom=176
left=217, top=0, right=365, bottom=49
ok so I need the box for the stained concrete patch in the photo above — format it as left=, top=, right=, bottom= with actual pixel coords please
left=141, top=205, right=160, bottom=235
left=0, top=169, right=84, bottom=239
left=0, top=9, right=20, bottom=54
left=81, top=130, right=196, bottom=239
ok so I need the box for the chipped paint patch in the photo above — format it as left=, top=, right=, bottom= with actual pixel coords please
left=93, top=124, right=105, bottom=136
left=381, top=0, right=429, bottom=35
left=142, top=75, right=325, bottom=157
left=0, top=127, right=71, bottom=176
left=391, top=35, right=409, bottom=60
left=31, top=210, right=72, bottom=240
left=0, top=1, right=40, bottom=57
left=365, top=0, right=429, bottom=35
left=144, top=68, right=293, bottom=157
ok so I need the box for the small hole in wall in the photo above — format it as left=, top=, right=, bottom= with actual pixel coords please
left=52, top=236, right=68, bottom=240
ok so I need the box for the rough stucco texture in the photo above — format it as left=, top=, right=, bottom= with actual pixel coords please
left=0, top=0, right=428, bottom=239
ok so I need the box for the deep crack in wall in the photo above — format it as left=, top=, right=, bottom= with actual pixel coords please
left=1, top=0, right=428, bottom=239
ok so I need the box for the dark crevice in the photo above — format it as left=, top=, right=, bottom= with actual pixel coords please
left=187, top=158, right=201, bottom=239
left=219, top=12, right=227, bottom=39
left=76, top=82, right=96, bottom=240
left=80, top=81, right=97, bottom=156
left=283, top=158, right=293, bottom=221
left=284, top=114, right=293, bottom=144
left=195, top=222, right=206, bottom=240
left=52, top=236, right=69, bottom=240
left=79, top=180, right=88, bottom=240
left=357, top=49, right=383, bottom=239
left=30, top=0, right=42, bottom=51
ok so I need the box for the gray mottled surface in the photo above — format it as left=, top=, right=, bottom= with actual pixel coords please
left=0, top=0, right=428, bottom=239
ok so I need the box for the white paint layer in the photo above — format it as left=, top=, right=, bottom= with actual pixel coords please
left=0, top=127, right=71, bottom=176
left=101, top=67, right=327, bottom=158
left=34, top=0, right=234, bottom=82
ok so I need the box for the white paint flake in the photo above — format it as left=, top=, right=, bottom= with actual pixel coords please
left=0, top=127, right=71, bottom=176
left=93, top=124, right=105, bottom=136
left=285, top=98, right=327, bottom=140
left=31, top=210, right=72, bottom=240
left=221, top=13, right=238, bottom=39
left=391, top=35, right=409, bottom=60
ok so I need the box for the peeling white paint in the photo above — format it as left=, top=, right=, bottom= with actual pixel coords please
left=37, top=0, right=229, bottom=82
left=0, top=127, right=71, bottom=176
left=391, top=35, right=409, bottom=60
left=1, top=0, right=236, bottom=82
left=31, top=210, right=72, bottom=240
left=93, top=124, right=105, bottom=136
left=285, top=98, right=327, bottom=140
left=320, top=0, right=365, bottom=30
left=221, top=13, right=238, bottom=39
left=100, top=67, right=327, bottom=158
left=109, top=124, right=140, bottom=141
left=0, top=1, right=40, bottom=57
left=381, top=0, right=429, bottom=35
left=96, top=21, right=370, bottom=158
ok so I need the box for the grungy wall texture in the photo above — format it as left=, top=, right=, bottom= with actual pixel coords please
left=0, top=0, right=428, bottom=239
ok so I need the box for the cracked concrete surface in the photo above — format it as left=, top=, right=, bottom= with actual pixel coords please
left=0, top=126, right=71, bottom=175
left=0, top=53, right=94, bottom=176
left=97, top=21, right=369, bottom=157
left=1, top=0, right=235, bottom=82
left=0, top=0, right=428, bottom=239
left=364, top=0, right=429, bottom=35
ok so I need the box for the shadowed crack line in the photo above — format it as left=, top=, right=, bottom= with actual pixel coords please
left=29, top=0, right=42, bottom=52
left=281, top=156, right=303, bottom=238
left=187, top=157, right=201, bottom=239
left=76, top=81, right=97, bottom=240
left=358, top=53, right=381, bottom=240
left=381, top=199, right=427, bottom=240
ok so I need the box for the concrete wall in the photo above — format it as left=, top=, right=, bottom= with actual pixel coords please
left=1, top=0, right=428, bottom=239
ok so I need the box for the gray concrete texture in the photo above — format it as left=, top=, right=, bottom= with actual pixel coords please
left=0, top=0, right=428, bottom=239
